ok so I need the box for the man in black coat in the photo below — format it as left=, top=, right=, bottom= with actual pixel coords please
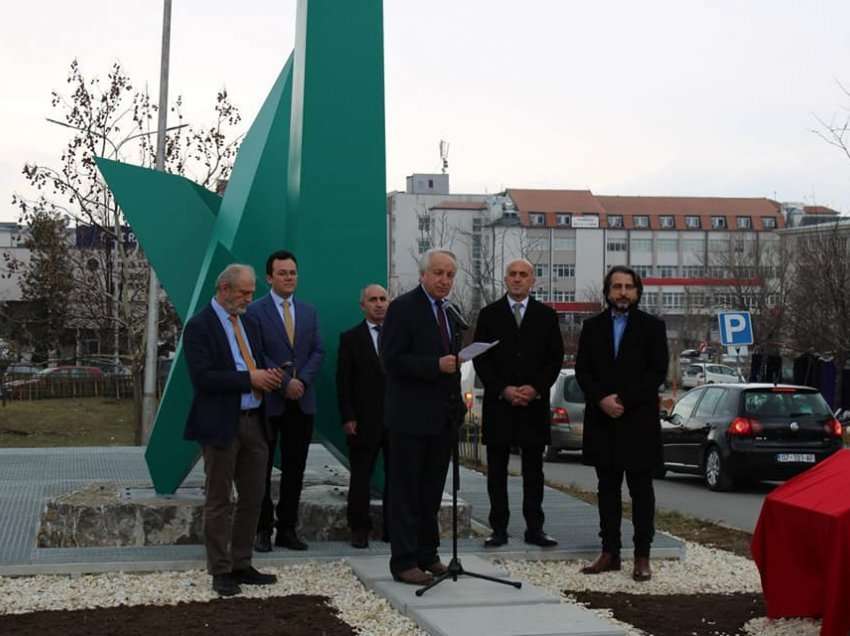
left=473, top=259, right=564, bottom=548
left=336, top=283, right=389, bottom=549
left=183, top=264, right=283, bottom=596
left=381, top=248, right=463, bottom=585
left=575, top=265, right=668, bottom=582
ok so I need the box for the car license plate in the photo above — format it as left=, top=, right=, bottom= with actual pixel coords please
left=776, top=453, right=815, bottom=463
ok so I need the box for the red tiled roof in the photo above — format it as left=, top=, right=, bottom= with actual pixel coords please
left=507, top=189, right=606, bottom=226
left=803, top=205, right=839, bottom=216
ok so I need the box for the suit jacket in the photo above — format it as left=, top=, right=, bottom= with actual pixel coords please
left=381, top=286, right=463, bottom=436
left=336, top=320, right=385, bottom=448
left=247, top=293, right=325, bottom=416
left=575, top=308, right=669, bottom=471
left=183, top=302, right=271, bottom=447
left=473, top=295, right=564, bottom=446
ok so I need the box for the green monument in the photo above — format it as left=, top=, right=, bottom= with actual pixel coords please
left=97, top=0, right=386, bottom=494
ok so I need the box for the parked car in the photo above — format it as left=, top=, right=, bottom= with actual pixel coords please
left=5, top=365, right=104, bottom=398
left=659, top=383, right=843, bottom=491
left=681, top=362, right=744, bottom=389
left=546, top=369, right=585, bottom=460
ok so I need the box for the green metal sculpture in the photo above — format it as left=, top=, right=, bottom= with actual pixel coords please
left=97, top=0, right=386, bottom=494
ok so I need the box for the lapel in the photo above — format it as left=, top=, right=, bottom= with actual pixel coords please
left=293, top=298, right=306, bottom=351
left=414, top=286, right=443, bottom=351
left=600, top=310, right=616, bottom=362
left=359, top=320, right=380, bottom=363
left=205, top=303, right=236, bottom=370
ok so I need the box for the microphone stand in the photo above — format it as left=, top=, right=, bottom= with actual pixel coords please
left=417, top=305, right=521, bottom=596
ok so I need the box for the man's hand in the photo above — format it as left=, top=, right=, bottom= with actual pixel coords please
left=285, top=377, right=305, bottom=400
left=599, top=393, right=624, bottom=418
left=503, top=385, right=529, bottom=407
left=343, top=420, right=357, bottom=436
left=250, top=368, right=283, bottom=393
left=439, top=355, right=457, bottom=374
left=517, top=385, right=538, bottom=401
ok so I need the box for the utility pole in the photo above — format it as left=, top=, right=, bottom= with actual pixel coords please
left=141, top=0, right=172, bottom=444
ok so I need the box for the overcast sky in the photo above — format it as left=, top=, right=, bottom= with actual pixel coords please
left=2, top=0, right=850, bottom=223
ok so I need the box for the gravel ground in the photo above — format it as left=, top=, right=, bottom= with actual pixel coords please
left=502, top=541, right=820, bottom=636
left=0, top=561, right=426, bottom=636
left=0, top=547, right=822, bottom=635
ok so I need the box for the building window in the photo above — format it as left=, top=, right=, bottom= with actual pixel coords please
left=552, top=264, right=575, bottom=279
left=657, top=265, right=678, bottom=278
left=736, top=216, right=752, bottom=229
left=555, top=213, right=571, bottom=226
left=632, top=265, right=653, bottom=278
left=606, top=239, right=627, bottom=252
left=686, top=292, right=705, bottom=308
left=762, top=216, right=777, bottom=229
left=711, top=216, right=727, bottom=229
left=553, top=237, right=576, bottom=250
left=633, top=215, right=650, bottom=228
left=681, top=238, right=705, bottom=253
left=657, top=238, right=678, bottom=252
left=551, top=290, right=565, bottom=302
left=630, top=238, right=652, bottom=252
left=418, top=239, right=431, bottom=254
left=418, top=216, right=430, bottom=232
left=681, top=265, right=704, bottom=278
left=472, top=218, right=482, bottom=231
left=534, top=263, right=547, bottom=278
left=532, top=287, right=549, bottom=301
left=529, top=213, right=546, bottom=225
left=685, top=215, right=701, bottom=229
left=607, top=215, right=623, bottom=228
left=708, top=238, right=729, bottom=253
left=659, top=215, right=675, bottom=229
left=662, top=292, right=685, bottom=309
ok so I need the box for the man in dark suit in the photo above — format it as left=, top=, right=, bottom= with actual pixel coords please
left=183, top=263, right=283, bottom=596
left=473, top=259, right=564, bottom=549
left=382, top=248, right=463, bottom=585
left=575, top=265, right=668, bottom=582
left=249, top=250, right=325, bottom=552
left=336, top=283, right=389, bottom=549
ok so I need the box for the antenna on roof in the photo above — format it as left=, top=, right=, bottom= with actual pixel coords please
left=439, top=139, right=449, bottom=174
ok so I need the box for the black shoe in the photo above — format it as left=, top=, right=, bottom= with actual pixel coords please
left=484, top=531, right=508, bottom=548
left=350, top=529, right=369, bottom=549
left=212, top=573, right=241, bottom=597
left=232, top=566, right=277, bottom=586
left=254, top=531, right=272, bottom=553
left=275, top=528, right=308, bottom=551
left=524, top=530, right=558, bottom=547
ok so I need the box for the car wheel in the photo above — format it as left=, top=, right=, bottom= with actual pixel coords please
left=544, top=445, right=559, bottom=462
left=704, top=446, right=734, bottom=491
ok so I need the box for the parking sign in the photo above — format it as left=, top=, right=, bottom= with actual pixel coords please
left=718, top=311, right=753, bottom=346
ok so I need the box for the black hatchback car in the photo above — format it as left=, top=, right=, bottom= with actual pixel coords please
left=659, top=383, right=843, bottom=491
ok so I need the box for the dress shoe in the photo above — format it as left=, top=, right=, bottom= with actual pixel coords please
left=524, top=530, right=558, bottom=548
left=275, top=528, right=308, bottom=551
left=212, top=573, right=241, bottom=597
left=232, top=566, right=278, bottom=586
left=350, top=529, right=369, bottom=549
left=580, top=552, right=622, bottom=574
left=632, top=556, right=652, bottom=582
left=392, top=567, right=433, bottom=585
left=254, top=531, right=272, bottom=553
left=484, top=531, right=508, bottom=548
left=421, top=560, right=448, bottom=576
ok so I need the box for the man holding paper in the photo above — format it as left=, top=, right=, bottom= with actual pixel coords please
left=473, top=258, right=564, bottom=548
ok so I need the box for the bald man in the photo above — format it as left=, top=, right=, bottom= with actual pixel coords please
left=473, top=259, right=564, bottom=549
left=336, top=284, right=390, bottom=549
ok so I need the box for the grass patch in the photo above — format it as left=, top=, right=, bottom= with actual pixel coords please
left=0, top=398, right=136, bottom=447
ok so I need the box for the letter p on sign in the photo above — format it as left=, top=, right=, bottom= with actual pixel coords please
left=718, top=311, right=753, bottom=346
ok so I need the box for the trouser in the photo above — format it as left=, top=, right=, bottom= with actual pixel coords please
left=387, top=428, right=452, bottom=574
left=202, top=411, right=268, bottom=575
left=486, top=443, right=545, bottom=533
left=594, top=465, right=655, bottom=557
left=258, top=401, right=314, bottom=533
left=346, top=433, right=390, bottom=535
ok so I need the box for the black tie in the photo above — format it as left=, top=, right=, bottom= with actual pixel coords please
left=372, top=324, right=381, bottom=353
left=434, top=300, right=450, bottom=354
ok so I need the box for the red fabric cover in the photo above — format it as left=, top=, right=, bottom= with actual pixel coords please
left=752, top=449, right=850, bottom=636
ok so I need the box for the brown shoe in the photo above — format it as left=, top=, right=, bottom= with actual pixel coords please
left=422, top=560, right=448, bottom=576
left=580, top=552, right=621, bottom=574
left=633, top=556, right=652, bottom=582
left=392, top=567, right=433, bottom=585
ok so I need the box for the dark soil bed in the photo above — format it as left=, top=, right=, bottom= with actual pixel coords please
left=570, top=590, right=766, bottom=636
left=0, top=594, right=355, bottom=636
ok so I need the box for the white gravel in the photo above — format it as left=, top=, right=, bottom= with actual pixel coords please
left=501, top=542, right=821, bottom=636
left=0, top=546, right=823, bottom=635
left=0, top=561, right=426, bottom=636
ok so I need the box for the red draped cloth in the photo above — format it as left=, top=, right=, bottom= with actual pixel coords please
left=752, top=449, right=850, bottom=636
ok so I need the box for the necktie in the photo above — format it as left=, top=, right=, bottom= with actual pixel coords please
left=372, top=324, right=381, bottom=353
left=434, top=299, right=450, bottom=354
left=228, top=315, right=260, bottom=399
left=512, top=302, right=523, bottom=327
left=282, top=298, right=295, bottom=345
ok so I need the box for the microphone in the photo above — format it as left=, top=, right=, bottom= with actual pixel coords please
left=444, top=302, right=470, bottom=331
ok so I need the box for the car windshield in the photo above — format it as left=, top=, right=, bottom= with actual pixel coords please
left=743, top=390, right=832, bottom=418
